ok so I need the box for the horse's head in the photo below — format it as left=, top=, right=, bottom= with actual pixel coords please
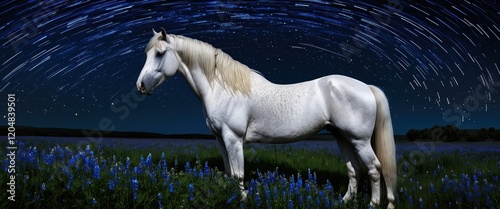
left=136, top=28, right=179, bottom=95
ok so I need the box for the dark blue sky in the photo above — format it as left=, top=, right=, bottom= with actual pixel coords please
left=1, top=0, right=498, bottom=135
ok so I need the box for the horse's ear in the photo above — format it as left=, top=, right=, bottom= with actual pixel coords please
left=152, top=28, right=159, bottom=35
left=160, top=27, right=168, bottom=43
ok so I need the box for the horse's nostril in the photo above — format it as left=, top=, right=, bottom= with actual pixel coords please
left=138, top=82, right=146, bottom=93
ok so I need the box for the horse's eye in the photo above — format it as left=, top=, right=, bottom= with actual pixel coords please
left=156, top=51, right=165, bottom=57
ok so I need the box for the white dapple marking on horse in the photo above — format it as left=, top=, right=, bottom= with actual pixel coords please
left=136, top=28, right=397, bottom=209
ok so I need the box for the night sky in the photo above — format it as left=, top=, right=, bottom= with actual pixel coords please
left=1, top=0, right=498, bottom=135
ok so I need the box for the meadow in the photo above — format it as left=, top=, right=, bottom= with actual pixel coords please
left=1, top=137, right=499, bottom=209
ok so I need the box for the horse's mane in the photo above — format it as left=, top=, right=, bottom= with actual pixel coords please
left=146, top=33, right=253, bottom=95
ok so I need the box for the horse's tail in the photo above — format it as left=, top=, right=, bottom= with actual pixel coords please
left=369, top=85, right=396, bottom=206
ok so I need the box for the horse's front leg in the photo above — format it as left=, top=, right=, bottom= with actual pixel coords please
left=222, top=129, right=246, bottom=198
left=216, top=137, right=231, bottom=176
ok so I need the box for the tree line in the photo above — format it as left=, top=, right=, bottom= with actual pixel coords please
left=406, top=125, right=500, bottom=142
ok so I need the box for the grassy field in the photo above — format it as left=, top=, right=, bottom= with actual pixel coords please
left=1, top=138, right=499, bottom=208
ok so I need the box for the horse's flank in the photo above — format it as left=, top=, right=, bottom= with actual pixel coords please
left=145, top=33, right=254, bottom=95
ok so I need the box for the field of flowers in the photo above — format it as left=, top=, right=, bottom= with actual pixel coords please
left=1, top=138, right=499, bottom=208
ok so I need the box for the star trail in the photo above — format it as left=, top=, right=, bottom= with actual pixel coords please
left=0, top=0, right=498, bottom=134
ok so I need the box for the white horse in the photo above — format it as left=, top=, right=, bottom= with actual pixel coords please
left=136, top=28, right=397, bottom=208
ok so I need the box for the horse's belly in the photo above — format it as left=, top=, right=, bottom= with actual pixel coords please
left=244, top=109, right=328, bottom=143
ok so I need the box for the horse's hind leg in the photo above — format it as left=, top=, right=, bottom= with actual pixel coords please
left=352, top=139, right=382, bottom=207
left=331, top=128, right=361, bottom=203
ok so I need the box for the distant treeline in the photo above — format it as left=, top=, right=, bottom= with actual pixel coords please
left=406, top=125, right=500, bottom=142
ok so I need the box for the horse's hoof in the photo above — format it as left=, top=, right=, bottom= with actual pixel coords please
left=240, top=190, right=248, bottom=200
left=369, top=200, right=380, bottom=208
left=387, top=202, right=395, bottom=209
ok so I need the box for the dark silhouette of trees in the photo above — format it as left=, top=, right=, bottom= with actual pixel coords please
left=405, top=125, right=499, bottom=142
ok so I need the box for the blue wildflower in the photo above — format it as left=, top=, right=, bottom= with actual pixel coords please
left=94, top=164, right=100, bottom=179
left=146, top=153, right=153, bottom=168
left=126, top=157, right=131, bottom=170
left=158, top=193, right=163, bottom=209
left=188, top=184, right=194, bottom=201
left=68, top=155, right=76, bottom=170
left=227, top=193, right=237, bottom=204
left=185, top=162, right=191, bottom=174
left=419, top=198, right=423, bottom=209
left=108, top=179, right=115, bottom=190
left=41, top=183, right=46, bottom=191
left=408, top=195, right=413, bottom=205
left=265, top=185, right=271, bottom=200
left=169, top=183, right=174, bottom=193
left=288, top=199, right=293, bottom=209
left=66, top=173, right=73, bottom=190
left=161, top=152, right=167, bottom=170
left=255, top=191, right=261, bottom=207
left=131, top=179, right=139, bottom=201
left=326, top=180, right=333, bottom=193
left=305, top=182, right=311, bottom=192
left=297, top=173, right=303, bottom=189
left=204, top=161, right=210, bottom=176
left=92, top=198, right=97, bottom=205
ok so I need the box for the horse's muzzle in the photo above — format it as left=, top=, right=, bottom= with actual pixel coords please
left=137, top=82, right=153, bottom=95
